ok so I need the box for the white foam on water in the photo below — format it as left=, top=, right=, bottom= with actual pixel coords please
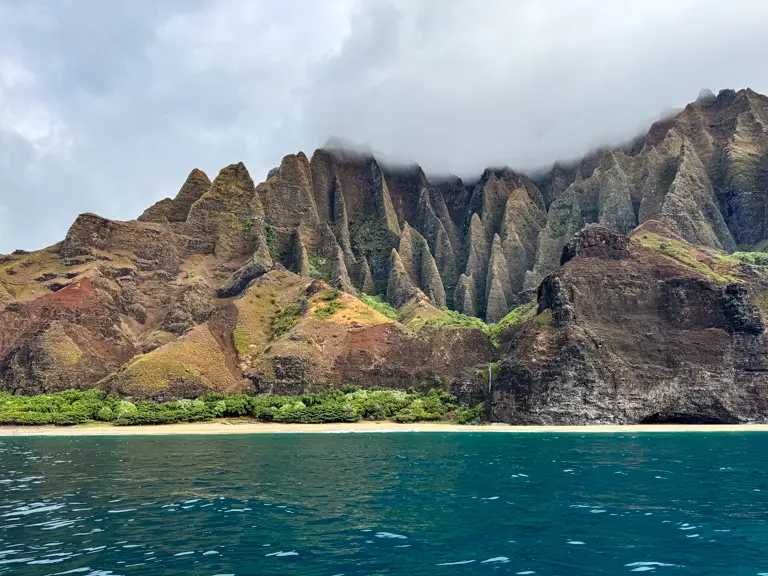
left=107, top=509, right=136, bottom=514
left=516, top=571, right=535, bottom=575
left=265, top=550, right=298, bottom=557
left=437, top=560, right=476, bottom=565
left=567, top=540, right=585, bottom=545
left=3, top=504, right=63, bottom=517
left=626, top=562, right=679, bottom=570
left=202, top=550, right=219, bottom=555
left=375, top=532, right=408, bottom=539
left=53, top=569, right=91, bottom=575
left=173, top=551, right=194, bottom=556
left=480, top=556, right=510, bottom=564
left=27, top=557, right=75, bottom=565
left=0, top=557, right=35, bottom=565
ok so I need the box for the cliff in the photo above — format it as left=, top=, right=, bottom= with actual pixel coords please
left=3, top=87, right=768, bottom=423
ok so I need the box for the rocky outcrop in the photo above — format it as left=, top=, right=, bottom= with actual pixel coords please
left=502, top=187, right=546, bottom=296
left=184, top=162, right=266, bottom=261
left=291, top=229, right=311, bottom=277
left=395, top=224, right=446, bottom=307
left=162, top=279, right=216, bottom=334
left=139, top=169, right=211, bottom=223
left=484, top=235, right=512, bottom=322
left=60, top=213, right=187, bottom=273
left=358, top=255, right=376, bottom=295
left=259, top=153, right=319, bottom=229
left=386, top=249, right=421, bottom=308
left=0, top=279, right=136, bottom=394
left=531, top=88, right=768, bottom=284
left=492, top=227, right=768, bottom=424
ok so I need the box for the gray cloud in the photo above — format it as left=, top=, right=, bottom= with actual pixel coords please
left=1, top=0, right=767, bottom=252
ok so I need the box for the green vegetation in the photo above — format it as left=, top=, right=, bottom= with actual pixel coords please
left=359, top=294, right=399, bottom=320
left=406, top=308, right=487, bottom=332
left=405, top=301, right=537, bottom=346
left=315, top=288, right=344, bottom=318
left=315, top=300, right=343, bottom=318
left=636, top=232, right=740, bottom=283
left=309, top=256, right=327, bottom=279
left=230, top=214, right=254, bottom=234
left=486, top=302, right=537, bottom=345
left=233, top=327, right=250, bottom=356
left=271, top=300, right=306, bottom=338
left=729, top=251, right=768, bottom=266
left=264, top=225, right=278, bottom=259
left=0, top=387, right=485, bottom=426
left=321, top=288, right=341, bottom=301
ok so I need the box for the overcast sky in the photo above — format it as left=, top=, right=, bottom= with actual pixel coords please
left=1, top=0, right=767, bottom=252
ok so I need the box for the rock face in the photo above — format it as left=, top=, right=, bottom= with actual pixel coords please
left=492, top=226, right=768, bottom=424
left=529, top=88, right=768, bottom=286
left=4, top=87, right=768, bottom=419
left=139, top=169, right=211, bottom=224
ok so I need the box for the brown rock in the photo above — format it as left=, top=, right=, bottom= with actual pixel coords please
left=138, top=168, right=211, bottom=223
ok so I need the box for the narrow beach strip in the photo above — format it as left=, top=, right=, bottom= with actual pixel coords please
left=3, top=421, right=768, bottom=436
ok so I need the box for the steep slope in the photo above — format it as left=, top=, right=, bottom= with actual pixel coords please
left=3, top=87, right=768, bottom=413
left=492, top=224, right=768, bottom=424
left=529, top=88, right=768, bottom=286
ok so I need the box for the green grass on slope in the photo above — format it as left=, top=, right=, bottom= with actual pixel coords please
left=728, top=251, right=768, bottom=266
left=405, top=301, right=537, bottom=346
left=0, top=388, right=484, bottom=426
left=358, top=294, right=399, bottom=320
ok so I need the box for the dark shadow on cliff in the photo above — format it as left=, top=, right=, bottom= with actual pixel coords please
left=637, top=412, right=736, bottom=425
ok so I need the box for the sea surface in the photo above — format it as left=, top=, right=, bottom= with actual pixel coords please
left=1, top=432, right=767, bottom=575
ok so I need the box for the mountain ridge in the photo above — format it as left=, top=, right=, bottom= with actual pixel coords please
left=3, top=87, right=768, bottom=424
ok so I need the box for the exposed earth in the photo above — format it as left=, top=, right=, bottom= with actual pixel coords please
left=3, top=87, right=768, bottom=424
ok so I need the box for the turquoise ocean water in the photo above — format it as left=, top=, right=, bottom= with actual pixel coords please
left=1, top=432, right=767, bottom=575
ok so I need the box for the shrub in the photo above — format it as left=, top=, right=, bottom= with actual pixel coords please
left=315, top=300, right=343, bottom=318
left=95, top=406, right=115, bottom=422
left=271, top=302, right=305, bottom=337
left=265, top=225, right=278, bottom=258
left=321, top=288, right=341, bottom=302
left=309, top=256, right=327, bottom=279
left=731, top=251, right=768, bottom=266
left=115, top=400, right=138, bottom=418
left=455, top=404, right=484, bottom=424
left=0, top=387, right=479, bottom=427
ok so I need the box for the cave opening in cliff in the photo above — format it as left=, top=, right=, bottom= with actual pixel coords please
left=637, top=412, right=730, bottom=425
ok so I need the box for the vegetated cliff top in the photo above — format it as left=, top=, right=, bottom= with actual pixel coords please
left=3, top=87, right=768, bottom=426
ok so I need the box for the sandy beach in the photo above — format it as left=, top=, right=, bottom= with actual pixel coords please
left=2, top=421, right=768, bottom=436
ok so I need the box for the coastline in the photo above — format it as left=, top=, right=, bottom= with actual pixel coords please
left=2, top=421, right=768, bottom=436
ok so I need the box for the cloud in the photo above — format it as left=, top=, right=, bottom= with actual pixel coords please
left=1, top=0, right=767, bottom=252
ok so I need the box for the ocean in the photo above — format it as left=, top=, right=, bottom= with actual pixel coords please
left=1, top=432, right=766, bottom=575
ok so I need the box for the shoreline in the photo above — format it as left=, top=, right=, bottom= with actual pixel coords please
left=2, top=421, right=768, bottom=436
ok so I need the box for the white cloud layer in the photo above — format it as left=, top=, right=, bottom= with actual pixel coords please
left=1, top=0, right=767, bottom=252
